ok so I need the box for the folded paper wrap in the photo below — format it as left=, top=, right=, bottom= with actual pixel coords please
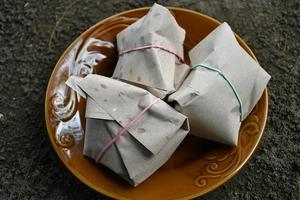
left=66, top=74, right=189, bottom=186
left=169, top=23, right=270, bottom=146
left=112, top=3, right=190, bottom=98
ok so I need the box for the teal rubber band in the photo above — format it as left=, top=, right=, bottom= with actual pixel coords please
left=192, top=63, right=244, bottom=121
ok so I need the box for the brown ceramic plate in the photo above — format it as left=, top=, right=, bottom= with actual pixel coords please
left=45, top=7, right=268, bottom=200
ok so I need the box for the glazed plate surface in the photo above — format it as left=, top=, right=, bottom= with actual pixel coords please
left=45, top=7, right=268, bottom=200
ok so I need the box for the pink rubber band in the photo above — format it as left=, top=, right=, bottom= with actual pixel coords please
left=95, top=97, right=160, bottom=163
left=119, top=45, right=184, bottom=63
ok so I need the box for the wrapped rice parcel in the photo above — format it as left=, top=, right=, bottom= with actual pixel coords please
left=169, top=23, right=271, bottom=146
left=66, top=74, right=189, bottom=186
left=112, top=3, right=190, bottom=98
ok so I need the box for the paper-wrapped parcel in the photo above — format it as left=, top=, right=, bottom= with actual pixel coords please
left=169, top=22, right=271, bottom=146
left=66, top=74, right=189, bottom=186
left=112, top=3, right=190, bottom=98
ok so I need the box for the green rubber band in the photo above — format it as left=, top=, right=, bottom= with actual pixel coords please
left=192, top=63, right=244, bottom=121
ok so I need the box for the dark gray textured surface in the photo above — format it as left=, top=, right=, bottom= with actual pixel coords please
left=0, top=0, right=299, bottom=199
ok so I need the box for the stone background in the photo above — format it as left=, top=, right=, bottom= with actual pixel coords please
left=0, top=0, right=299, bottom=199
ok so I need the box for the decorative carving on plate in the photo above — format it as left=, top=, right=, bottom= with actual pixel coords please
left=56, top=133, right=75, bottom=148
left=51, top=17, right=137, bottom=148
left=50, top=89, right=77, bottom=122
left=55, top=111, right=83, bottom=148
left=194, top=103, right=261, bottom=188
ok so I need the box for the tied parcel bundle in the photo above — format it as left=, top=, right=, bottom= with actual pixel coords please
left=66, top=74, right=189, bottom=186
left=112, top=3, right=190, bottom=98
left=169, top=23, right=271, bottom=146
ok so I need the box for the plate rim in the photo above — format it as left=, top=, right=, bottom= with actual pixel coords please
left=45, top=6, right=269, bottom=200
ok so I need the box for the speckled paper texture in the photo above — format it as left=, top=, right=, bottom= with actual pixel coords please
left=112, top=3, right=190, bottom=98
left=66, top=74, right=189, bottom=186
left=169, top=23, right=270, bottom=146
